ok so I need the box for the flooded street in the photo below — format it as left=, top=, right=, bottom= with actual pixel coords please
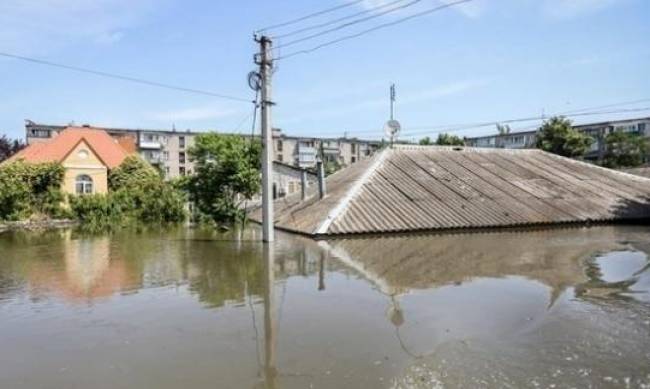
left=1, top=226, right=649, bottom=388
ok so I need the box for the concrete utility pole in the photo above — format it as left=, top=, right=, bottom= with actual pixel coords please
left=300, top=170, right=307, bottom=200
left=257, top=35, right=274, bottom=243
left=317, top=161, right=326, bottom=199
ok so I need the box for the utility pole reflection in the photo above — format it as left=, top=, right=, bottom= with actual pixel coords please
left=262, top=243, right=278, bottom=389
left=318, top=251, right=326, bottom=291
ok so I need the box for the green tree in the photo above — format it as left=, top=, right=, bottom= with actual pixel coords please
left=324, top=159, right=343, bottom=176
left=419, top=136, right=434, bottom=145
left=536, top=116, right=593, bottom=158
left=0, top=161, right=65, bottom=220
left=109, top=155, right=185, bottom=224
left=603, top=130, right=648, bottom=168
left=187, top=133, right=261, bottom=224
left=0, top=135, right=25, bottom=162
left=435, top=133, right=465, bottom=146
left=108, top=155, right=161, bottom=191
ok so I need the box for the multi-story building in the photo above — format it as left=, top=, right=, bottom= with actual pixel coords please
left=465, top=116, right=650, bottom=162
left=25, top=121, right=381, bottom=179
left=465, top=130, right=537, bottom=149
left=272, top=131, right=379, bottom=169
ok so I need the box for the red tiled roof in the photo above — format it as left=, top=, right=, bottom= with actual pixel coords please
left=7, top=127, right=130, bottom=169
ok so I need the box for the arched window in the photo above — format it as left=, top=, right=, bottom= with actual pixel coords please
left=75, top=174, right=93, bottom=195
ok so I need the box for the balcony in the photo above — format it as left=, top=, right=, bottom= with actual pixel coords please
left=141, top=151, right=163, bottom=165
left=297, top=146, right=317, bottom=168
left=322, top=145, right=340, bottom=155
left=139, top=141, right=163, bottom=149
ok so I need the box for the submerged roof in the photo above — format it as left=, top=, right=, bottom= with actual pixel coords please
left=7, top=127, right=130, bottom=168
left=260, top=145, right=650, bottom=236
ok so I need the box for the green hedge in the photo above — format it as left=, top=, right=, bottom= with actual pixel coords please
left=0, top=161, right=65, bottom=220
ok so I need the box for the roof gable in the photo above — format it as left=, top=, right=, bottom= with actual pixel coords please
left=5, top=127, right=130, bottom=169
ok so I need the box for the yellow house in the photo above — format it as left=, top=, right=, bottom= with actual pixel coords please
left=5, top=127, right=131, bottom=195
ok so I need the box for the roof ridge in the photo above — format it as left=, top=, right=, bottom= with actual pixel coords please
left=315, top=148, right=391, bottom=234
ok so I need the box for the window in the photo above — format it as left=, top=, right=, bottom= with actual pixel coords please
left=277, top=140, right=283, bottom=151
left=163, top=151, right=169, bottom=161
left=277, top=153, right=283, bottom=162
left=351, top=156, right=357, bottom=164
left=179, top=167, right=186, bottom=176
left=639, top=123, right=646, bottom=134
left=30, top=129, right=50, bottom=138
left=75, top=175, right=93, bottom=195
left=77, top=149, right=89, bottom=159
left=179, top=136, right=185, bottom=148
left=351, top=143, right=356, bottom=153
left=179, top=152, right=186, bottom=164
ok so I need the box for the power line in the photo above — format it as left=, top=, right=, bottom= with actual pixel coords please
left=0, top=51, right=251, bottom=103
left=274, top=0, right=411, bottom=40
left=273, top=0, right=424, bottom=49
left=309, top=97, right=650, bottom=137
left=399, top=106, right=650, bottom=138
left=275, top=0, right=473, bottom=60
left=306, top=106, right=650, bottom=139
left=558, top=98, right=650, bottom=115
left=257, top=0, right=366, bottom=33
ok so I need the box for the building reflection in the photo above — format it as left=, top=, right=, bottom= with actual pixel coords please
left=25, top=231, right=141, bottom=303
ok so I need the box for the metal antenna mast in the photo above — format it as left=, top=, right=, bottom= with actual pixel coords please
left=384, top=83, right=401, bottom=147
left=390, top=83, right=396, bottom=121
left=255, top=35, right=275, bottom=243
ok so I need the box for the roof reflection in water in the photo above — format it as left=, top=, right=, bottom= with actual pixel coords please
left=323, top=226, right=648, bottom=304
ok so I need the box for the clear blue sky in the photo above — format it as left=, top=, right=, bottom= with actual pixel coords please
left=1, top=0, right=649, bottom=142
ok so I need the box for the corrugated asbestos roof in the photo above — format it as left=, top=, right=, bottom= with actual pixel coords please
left=253, top=145, right=650, bottom=236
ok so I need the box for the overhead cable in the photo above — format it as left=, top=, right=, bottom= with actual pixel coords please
left=274, top=0, right=411, bottom=39
left=257, top=0, right=366, bottom=33
left=275, top=0, right=474, bottom=60
left=0, top=51, right=251, bottom=103
left=273, top=0, right=425, bottom=49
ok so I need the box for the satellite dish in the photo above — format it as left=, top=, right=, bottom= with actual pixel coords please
left=247, top=71, right=261, bottom=91
left=384, top=119, right=401, bottom=138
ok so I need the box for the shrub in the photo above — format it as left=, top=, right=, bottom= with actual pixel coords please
left=0, top=161, right=65, bottom=220
left=70, top=156, right=186, bottom=228
left=69, top=193, right=127, bottom=231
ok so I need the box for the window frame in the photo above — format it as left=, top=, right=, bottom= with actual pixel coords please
left=75, top=174, right=94, bottom=195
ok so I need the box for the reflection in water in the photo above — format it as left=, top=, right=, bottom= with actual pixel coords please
left=0, top=226, right=649, bottom=388
left=262, top=243, right=277, bottom=389
left=576, top=250, right=650, bottom=303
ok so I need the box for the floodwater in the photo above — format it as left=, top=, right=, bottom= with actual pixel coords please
left=1, top=226, right=649, bottom=389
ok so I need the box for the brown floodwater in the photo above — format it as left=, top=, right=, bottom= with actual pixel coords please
left=0, top=225, right=649, bottom=389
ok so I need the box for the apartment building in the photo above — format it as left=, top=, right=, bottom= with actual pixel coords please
left=465, top=130, right=537, bottom=149
left=465, top=116, right=650, bottom=161
left=25, top=121, right=381, bottom=178
left=272, top=130, right=380, bottom=169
